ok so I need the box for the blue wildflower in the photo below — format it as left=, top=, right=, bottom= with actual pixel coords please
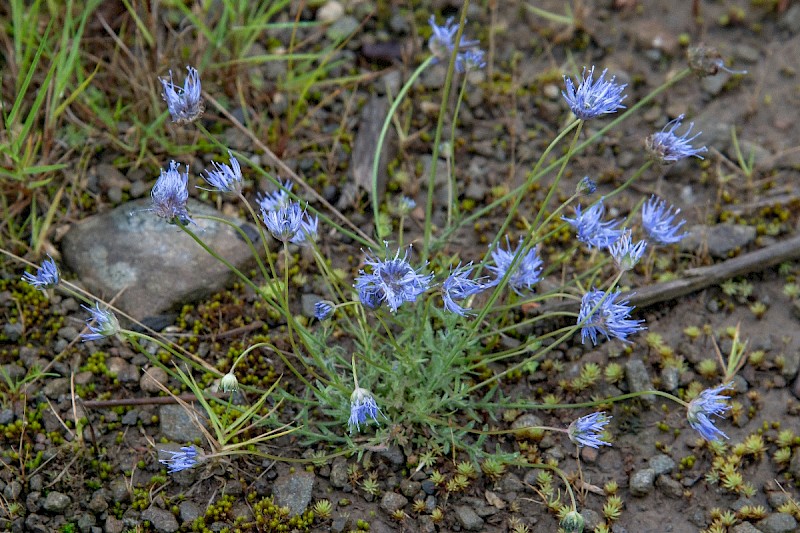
left=486, top=238, right=543, bottom=295
left=562, top=201, right=623, bottom=249
left=578, top=289, right=645, bottom=345
left=202, top=151, right=243, bottom=193
left=348, top=387, right=381, bottom=432
left=262, top=202, right=304, bottom=242
left=151, top=161, right=193, bottom=226
left=456, top=49, right=486, bottom=73
left=159, top=66, right=203, bottom=124
left=641, top=196, right=688, bottom=245
left=562, top=66, right=627, bottom=120
left=257, top=180, right=293, bottom=212
left=159, top=445, right=200, bottom=473
left=314, top=300, right=334, bottom=320
left=81, top=303, right=120, bottom=341
left=568, top=412, right=612, bottom=448
left=354, top=245, right=433, bottom=313
left=22, top=256, right=59, bottom=291
left=687, top=383, right=733, bottom=441
left=442, top=263, right=486, bottom=316
left=290, top=212, right=319, bottom=246
left=576, top=176, right=597, bottom=195
left=646, top=115, right=708, bottom=163
left=428, top=15, right=479, bottom=63
left=609, top=230, right=647, bottom=271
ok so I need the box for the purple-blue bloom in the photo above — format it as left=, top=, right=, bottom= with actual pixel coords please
left=562, top=66, right=627, bottom=120
left=641, top=196, right=688, bottom=245
left=22, top=256, right=59, bottom=291
left=578, top=288, right=645, bottom=345
left=687, top=382, right=733, bottom=441
left=397, top=196, right=416, bottom=215
left=290, top=212, right=319, bottom=246
left=159, top=445, right=200, bottom=473
left=261, top=201, right=304, bottom=242
left=314, top=300, right=334, bottom=320
left=348, top=387, right=381, bottom=432
left=456, top=49, right=486, bottom=73
left=442, top=263, right=486, bottom=316
left=257, top=180, right=293, bottom=212
left=562, top=201, right=623, bottom=249
left=81, top=303, right=120, bottom=341
left=609, top=230, right=647, bottom=271
left=202, top=151, right=243, bottom=193
left=354, top=246, right=433, bottom=313
left=151, top=161, right=193, bottom=226
left=486, top=238, right=543, bottom=295
left=646, top=115, right=708, bottom=163
left=576, top=176, right=597, bottom=195
left=428, top=15, right=478, bottom=63
left=568, top=412, right=612, bottom=448
left=159, top=66, right=203, bottom=124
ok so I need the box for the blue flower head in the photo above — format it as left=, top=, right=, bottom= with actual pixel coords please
left=562, top=66, right=627, bottom=120
left=646, top=115, right=708, bottom=163
left=609, top=230, right=647, bottom=271
left=486, top=238, right=543, bottom=295
left=202, top=151, right=243, bottom=193
left=578, top=289, right=645, bottom=345
left=428, top=15, right=479, bottom=63
left=348, top=387, right=381, bottom=432
left=290, top=212, right=319, bottom=246
left=642, top=196, right=688, bottom=245
left=257, top=180, right=293, bottom=212
left=81, top=303, right=120, bottom=341
left=159, top=445, right=200, bottom=473
left=562, top=201, right=623, bottom=249
left=456, top=49, right=486, bottom=73
left=576, top=176, right=597, bottom=195
left=687, top=382, right=733, bottom=441
left=151, top=161, right=193, bottom=226
left=262, top=201, right=304, bottom=242
left=397, top=196, right=416, bottom=215
left=22, top=256, right=60, bottom=291
left=568, top=412, right=612, bottom=449
left=354, top=245, right=433, bottom=313
left=442, top=263, right=486, bottom=316
left=160, top=66, right=203, bottom=124
left=314, top=300, right=334, bottom=320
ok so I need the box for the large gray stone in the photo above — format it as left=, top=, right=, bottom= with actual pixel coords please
left=159, top=404, right=206, bottom=442
left=272, top=471, right=315, bottom=517
left=62, top=199, right=261, bottom=321
left=680, top=224, right=756, bottom=259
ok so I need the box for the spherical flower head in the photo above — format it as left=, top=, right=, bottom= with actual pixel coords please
left=576, top=176, right=597, bottom=195
left=427, top=15, right=479, bottom=63
left=687, top=382, right=733, bottom=441
left=22, top=256, right=60, bottom=291
left=562, top=201, right=622, bottom=249
left=262, top=201, right=304, bottom=242
left=609, top=230, right=647, bottom=271
left=151, top=161, right=193, bottom=226
left=578, top=289, right=645, bottom=345
left=642, top=196, right=688, bottom=245
left=455, top=49, right=486, bottom=73
left=202, top=151, right=243, bottom=193
left=442, top=263, right=486, bottom=316
left=159, top=445, right=200, bottom=473
left=257, top=180, right=293, bottom=212
left=645, top=115, right=708, bottom=163
left=160, top=66, right=203, bottom=124
left=562, top=66, right=627, bottom=120
left=348, top=387, right=381, bottom=432
left=314, top=300, right=334, bottom=320
left=218, top=372, right=239, bottom=393
left=81, top=303, right=120, bottom=341
left=290, top=212, right=319, bottom=246
left=486, top=238, right=543, bottom=295
left=396, top=196, right=416, bottom=215
left=354, top=245, right=433, bottom=313
left=560, top=510, right=586, bottom=533
left=568, top=412, right=612, bottom=449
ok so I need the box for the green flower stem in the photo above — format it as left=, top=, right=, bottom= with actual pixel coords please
left=236, top=191, right=274, bottom=282
left=122, top=329, right=218, bottom=376
left=370, top=55, right=435, bottom=232
left=447, top=74, right=471, bottom=227
left=474, top=388, right=688, bottom=411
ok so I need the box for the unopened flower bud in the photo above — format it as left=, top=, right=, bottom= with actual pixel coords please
left=219, top=372, right=239, bottom=393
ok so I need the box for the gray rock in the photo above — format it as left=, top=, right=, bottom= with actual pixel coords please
left=272, top=471, right=315, bottom=516
left=42, top=491, right=71, bottom=512
left=680, top=224, right=756, bottom=259
left=158, top=404, right=206, bottom=442
left=625, top=359, right=654, bottom=403
left=629, top=468, right=656, bottom=496
left=26, top=491, right=41, bottom=513
left=140, top=366, right=169, bottom=393
left=61, top=199, right=261, bottom=321
left=108, top=478, right=130, bottom=503
left=3, top=322, right=23, bottom=342
left=380, top=492, right=408, bottom=514
left=179, top=501, right=202, bottom=523
left=789, top=444, right=800, bottom=480
left=581, top=508, right=603, bottom=531
left=326, top=16, right=358, bottom=41
left=731, top=522, right=762, bottom=533
left=104, top=516, right=124, bottom=533
left=141, top=506, right=179, bottom=533
left=329, top=458, right=349, bottom=488
left=1, top=364, right=25, bottom=382
left=4, top=481, right=21, bottom=500
left=757, top=513, right=797, bottom=533
left=656, top=475, right=683, bottom=498
left=661, top=366, right=680, bottom=392
left=511, top=413, right=543, bottom=436
left=107, top=357, right=139, bottom=383
left=77, top=513, right=96, bottom=532
left=301, top=294, right=324, bottom=318
left=316, top=1, right=343, bottom=23
left=648, top=454, right=676, bottom=475
left=778, top=4, right=800, bottom=32
left=88, top=491, right=108, bottom=513
left=379, top=445, right=404, bottom=466
left=454, top=505, right=484, bottom=531
left=780, top=348, right=799, bottom=381
left=399, top=479, right=421, bottom=498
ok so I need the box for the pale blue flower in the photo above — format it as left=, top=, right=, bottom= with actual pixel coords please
left=348, top=388, right=381, bottom=432
left=562, top=201, right=622, bottom=249
left=159, top=445, right=200, bottom=473
left=486, top=238, right=543, bottom=295
left=262, top=202, right=304, bottom=242
left=456, top=49, right=486, bottom=73
left=314, top=300, right=334, bottom=320
left=687, top=383, right=733, bottom=441
left=562, top=66, right=627, bottom=120
left=428, top=15, right=478, bottom=63
left=81, top=303, right=120, bottom=341
left=159, top=66, right=203, bottom=124
left=257, top=180, right=293, bottom=212
left=151, top=161, right=193, bottom=226
left=646, top=115, right=707, bottom=163
left=22, top=256, right=59, bottom=291
left=202, top=151, right=243, bottom=193
left=609, top=230, right=647, bottom=271
left=576, top=176, right=597, bottom=195
left=442, top=263, right=486, bottom=316
left=568, top=412, right=612, bottom=448
left=578, top=289, right=645, bottom=345
left=290, top=213, right=319, bottom=246
left=397, top=196, right=416, bottom=215
left=354, top=245, right=433, bottom=312
left=642, top=196, right=688, bottom=245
